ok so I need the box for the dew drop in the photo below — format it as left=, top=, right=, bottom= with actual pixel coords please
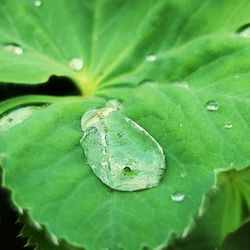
left=224, top=121, right=233, bottom=129
left=0, top=106, right=43, bottom=132
left=179, top=123, right=183, bottom=128
left=206, top=100, right=219, bottom=111
left=106, top=99, right=121, bottom=110
left=80, top=104, right=166, bottom=192
left=146, top=54, right=157, bottom=62
left=34, top=0, right=42, bottom=7
left=171, top=192, right=185, bottom=202
left=236, top=24, right=250, bottom=38
left=3, top=43, right=23, bottom=55
left=69, top=58, right=84, bottom=71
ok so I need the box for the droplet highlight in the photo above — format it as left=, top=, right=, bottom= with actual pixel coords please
left=224, top=121, right=233, bottom=129
left=206, top=100, right=219, bottom=111
left=69, top=58, right=84, bottom=71
left=34, top=0, right=42, bottom=7
left=236, top=24, right=250, bottom=38
left=146, top=54, right=157, bottom=62
left=80, top=104, right=166, bottom=192
left=171, top=192, right=185, bottom=202
left=3, top=43, right=23, bottom=55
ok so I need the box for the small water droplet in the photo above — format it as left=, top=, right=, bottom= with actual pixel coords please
left=171, top=192, right=185, bottom=202
left=179, top=123, right=183, bottom=128
left=80, top=103, right=166, bottom=192
left=236, top=24, right=250, bottom=38
left=234, top=74, right=239, bottom=79
left=180, top=172, right=187, bottom=178
left=106, top=99, right=121, bottom=110
left=69, top=58, right=84, bottom=71
left=3, top=43, right=23, bottom=55
left=206, top=100, right=219, bottom=111
left=224, top=121, right=233, bottom=129
left=34, top=0, right=42, bottom=7
left=146, top=54, right=157, bottom=62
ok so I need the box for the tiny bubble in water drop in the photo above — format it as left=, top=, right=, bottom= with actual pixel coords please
left=224, top=121, right=233, bottom=129
left=171, top=192, right=185, bottom=202
left=206, top=100, right=219, bottom=111
left=146, top=54, right=157, bottom=62
left=69, top=58, right=84, bottom=71
left=3, top=43, right=23, bottom=55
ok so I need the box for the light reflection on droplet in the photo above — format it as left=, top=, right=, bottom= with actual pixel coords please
left=171, top=192, right=185, bottom=202
left=146, top=54, right=157, bottom=62
left=224, top=121, right=233, bottom=129
left=206, top=100, right=219, bottom=111
left=237, top=24, right=250, bottom=38
left=34, top=0, right=42, bottom=7
left=3, top=43, right=23, bottom=55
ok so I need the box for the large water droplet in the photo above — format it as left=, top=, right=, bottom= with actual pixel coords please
left=3, top=43, right=23, bottom=55
left=69, top=58, right=84, bottom=71
left=236, top=24, right=250, bottom=38
left=0, top=106, right=42, bottom=132
left=34, top=0, right=42, bottom=7
left=171, top=192, right=185, bottom=202
left=146, top=54, right=157, bottom=62
left=206, top=100, right=219, bottom=111
left=80, top=104, right=166, bottom=192
left=224, top=121, right=233, bottom=129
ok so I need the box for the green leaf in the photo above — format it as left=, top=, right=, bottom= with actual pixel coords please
left=1, top=0, right=250, bottom=249
left=166, top=167, right=250, bottom=250
left=1, top=82, right=250, bottom=249
left=220, top=221, right=250, bottom=250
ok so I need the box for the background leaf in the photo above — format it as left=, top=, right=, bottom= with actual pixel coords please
left=1, top=0, right=250, bottom=249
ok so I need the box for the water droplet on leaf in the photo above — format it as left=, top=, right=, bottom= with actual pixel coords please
left=206, top=100, right=219, bottom=111
left=236, top=24, right=250, bottom=38
left=171, top=192, right=185, bottom=202
left=3, top=43, right=23, bottom=55
left=224, top=121, right=233, bottom=129
left=80, top=105, right=166, bottom=192
left=34, top=0, right=42, bottom=7
left=146, top=54, right=157, bottom=62
left=0, top=106, right=42, bottom=132
left=106, top=99, right=121, bottom=110
left=69, top=58, right=84, bottom=71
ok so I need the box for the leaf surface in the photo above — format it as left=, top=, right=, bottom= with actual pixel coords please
left=1, top=0, right=250, bottom=249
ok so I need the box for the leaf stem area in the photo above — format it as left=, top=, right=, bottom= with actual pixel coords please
left=72, top=72, right=97, bottom=97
